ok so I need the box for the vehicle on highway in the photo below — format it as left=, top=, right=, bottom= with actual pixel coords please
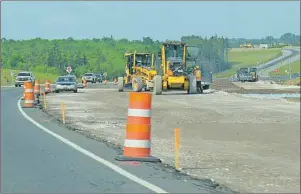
left=82, top=73, right=96, bottom=83
left=95, top=73, right=103, bottom=83
left=15, top=71, right=35, bottom=87
left=55, top=75, right=78, bottom=93
left=237, top=67, right=258, bottom=82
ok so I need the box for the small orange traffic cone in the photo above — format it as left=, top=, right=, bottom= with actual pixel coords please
left=45, top=80, right=51, bottom=93
left=115, top=92, right=160, bottom=162
left=34, top=80, right=40, bottom=95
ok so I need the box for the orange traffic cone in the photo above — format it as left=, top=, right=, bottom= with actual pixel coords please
left=45, top=80, right=51, bottom=93
left=115, top=92, right=160, bottom=162
left=34, top=80, right=40, bottom=95
left=23, top=81, right=35, bottom=108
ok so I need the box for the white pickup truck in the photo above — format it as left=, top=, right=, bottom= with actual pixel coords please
left=15, top=71, right=35, bottom=87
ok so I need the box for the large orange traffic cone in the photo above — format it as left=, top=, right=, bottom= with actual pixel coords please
left=115, top=92, right=160, bottom=162
left=45, top=80, right=51, bottom=93
left=23, top=81, right=35, bottom=108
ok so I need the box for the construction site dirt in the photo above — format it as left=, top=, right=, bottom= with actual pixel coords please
left=212, top=79, right=300, bottom=94
left=43, top=83, right=300, bottom=193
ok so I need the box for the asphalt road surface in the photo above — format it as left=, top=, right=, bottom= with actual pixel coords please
left=1, top=87, right=231, bottom=193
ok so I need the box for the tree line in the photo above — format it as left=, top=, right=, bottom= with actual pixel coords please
left=1, top=32, right=299, bottom=78
left=227, top=33, right=300, bottom=48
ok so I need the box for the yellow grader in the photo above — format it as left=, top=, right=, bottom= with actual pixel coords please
left=152, top=41, right=198, bottom=95
left=117, top=52, right=157, bottom=92
left=118, top=41, right=200, bottom=95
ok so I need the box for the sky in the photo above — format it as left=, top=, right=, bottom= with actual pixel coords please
left=1, top=1, right=300, bottom=41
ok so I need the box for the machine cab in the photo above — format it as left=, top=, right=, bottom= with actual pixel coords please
left=160, top=41, right=187, bottom=76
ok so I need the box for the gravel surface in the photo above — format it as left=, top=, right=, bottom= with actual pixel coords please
left=43, top=84, right=300, bottom=193
left=212, top=79, right=300, bottom=94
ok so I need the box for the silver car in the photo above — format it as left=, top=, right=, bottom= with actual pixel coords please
left=82, top=73, right=96, bottom=83
left=55, top=75, right=78, bottom=93
left=15, top=71, right=35, bottom=87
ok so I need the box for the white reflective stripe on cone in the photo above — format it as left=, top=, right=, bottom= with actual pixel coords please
left=25, top=89, right=34, bottom=93
left=128, top=109, right=151, bottom=117
left=25, top=100, right=35, bottom=103
left=124, top=139, right=151, bottom=148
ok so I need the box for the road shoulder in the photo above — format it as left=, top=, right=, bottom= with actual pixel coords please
left=20, top=99, right=234, bottom=193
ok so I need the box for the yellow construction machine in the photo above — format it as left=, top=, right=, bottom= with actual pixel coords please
left=240, top=43, right=254, bottom=48
left=152, top=41, right=198, bottom=95
left=117, top=52, right=157, bottom=92
left=118, top=41, right=201, bottom=95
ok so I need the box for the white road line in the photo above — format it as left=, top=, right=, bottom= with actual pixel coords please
left=17, top=98, right=167, bottom=193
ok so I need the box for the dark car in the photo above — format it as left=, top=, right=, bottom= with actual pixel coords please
left=95, top=74, right=103, bottom=83
left=55, top=75, right=78, bottom=93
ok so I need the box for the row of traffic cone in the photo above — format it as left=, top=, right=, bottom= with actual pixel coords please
left=23, top=79, right=160, bottom=163
left=82, top=79, right=109, bottom=87
left=22, top=80, right=52, bottom=108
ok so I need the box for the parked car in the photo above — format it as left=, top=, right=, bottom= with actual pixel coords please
left=15, top=71, right=35, bottom=87
left=55, top=75, right=78, bottom=93
left=82, top=73, right=96, bottom=83
left=95, top=74, right=103, bottom=83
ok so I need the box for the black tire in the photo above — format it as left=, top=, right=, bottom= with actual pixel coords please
left=196, top=81, right=204, bottom=94
left=74, top=90, right=78, bottom=93
left=118, top=77, right=124, bottom=92
left=55, top=90, right=59, bottom=93
left=153, top=75, right=162, bottom=95
left=188, top=75, right=197, bottom=94
left=132, top=77, right=143, bottom=92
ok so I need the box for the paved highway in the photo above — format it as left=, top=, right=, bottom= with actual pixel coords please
left=1, top=87, right=228, bottom=193
left=258, top=47, right=300, bottom=77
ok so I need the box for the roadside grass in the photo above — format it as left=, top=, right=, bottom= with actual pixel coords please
left=215, top=48, right=282, bottom=78
left=289, top=77, right=300, bottom=86
left=269, top=60, right=300, bottom=76
left=1, top=69, right=59, bottom=86
left=278, top=77, right=301, bottom=86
